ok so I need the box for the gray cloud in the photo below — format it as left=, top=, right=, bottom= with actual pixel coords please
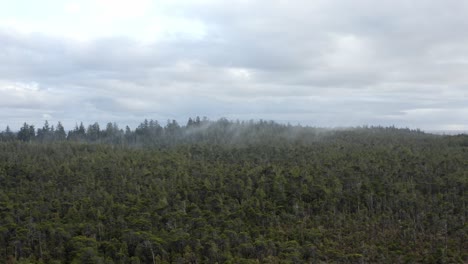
left=0, top=0, right=467, bottom=131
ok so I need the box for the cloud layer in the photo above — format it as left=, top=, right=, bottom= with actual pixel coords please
left=0, top=0, right=467, bottom=131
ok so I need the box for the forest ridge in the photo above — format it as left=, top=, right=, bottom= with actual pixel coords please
left=1, top=117, right=431, bottom=146
left=0, top=118, right=467, bottom=263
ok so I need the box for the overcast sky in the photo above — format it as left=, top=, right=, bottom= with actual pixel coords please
left=0, top=0, right=467, bottom=131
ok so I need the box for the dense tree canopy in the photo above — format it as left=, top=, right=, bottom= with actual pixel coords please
left=0, top=118, right=466, bottom=263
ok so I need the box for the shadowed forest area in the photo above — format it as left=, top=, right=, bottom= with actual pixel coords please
left=0, top=118, right=467, bottom=263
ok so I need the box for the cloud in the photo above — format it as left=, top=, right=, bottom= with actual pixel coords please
left=0, top=0, right=467, bottom=131
left=94, top=0, right=152, bottom=19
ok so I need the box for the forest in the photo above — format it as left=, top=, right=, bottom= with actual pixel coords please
left=0, top=118, right=466, bottom=263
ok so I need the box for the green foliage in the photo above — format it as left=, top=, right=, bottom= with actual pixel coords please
left=0, top=119, right=466, bottom=263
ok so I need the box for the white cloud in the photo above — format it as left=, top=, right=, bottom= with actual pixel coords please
left=115, top=98, right=155, bottom=112
left=324, top=34, right=375, bottom=71
left=94, top=0, right=152, bottom=19
left=64, top=2, right=81, bottom=14
left=0, top=0, right=207, bottom=42
left=0, top=0, right=467, bottom=131
left=227, top=68, right=252, bottom=81
left=0, top=81, right=41, bottom=101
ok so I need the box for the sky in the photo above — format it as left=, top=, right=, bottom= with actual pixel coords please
left=0, top=0, right=467, bottom=131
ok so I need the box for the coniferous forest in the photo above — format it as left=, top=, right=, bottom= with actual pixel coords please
left=0, top=118, right=466, bottom=263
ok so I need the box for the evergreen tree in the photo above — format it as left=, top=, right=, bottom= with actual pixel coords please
left=55, top=122, right=67, bottom=141
left=17, top=122, right=35, bottom=142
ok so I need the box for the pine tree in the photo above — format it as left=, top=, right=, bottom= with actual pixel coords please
left=55, top=122, right=67, bottom=141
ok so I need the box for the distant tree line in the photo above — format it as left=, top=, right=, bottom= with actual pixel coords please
left=0, top=117, right=432, bottom=147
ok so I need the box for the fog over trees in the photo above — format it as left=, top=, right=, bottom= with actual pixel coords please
left=1, top=117, right=431, bottom=146
left=0, top=117, right=466, bottom=263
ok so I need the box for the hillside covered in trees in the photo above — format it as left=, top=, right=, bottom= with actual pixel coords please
left=0, top=118, right=466, bottom=263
